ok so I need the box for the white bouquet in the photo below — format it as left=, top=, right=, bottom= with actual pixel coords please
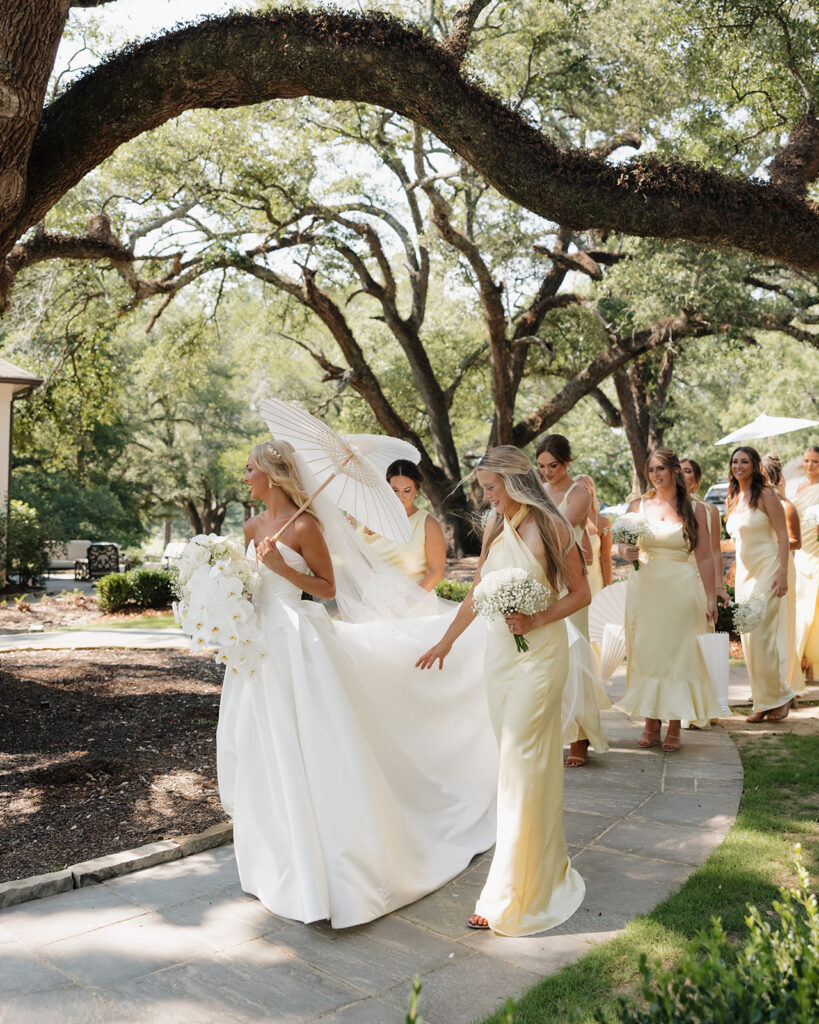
left=611, top=513, right=651, bottom=571
left=732, top=592, right=766, bottom=635
left=800, top=505, right=819, bottom=541
left=172, top=534, right=265, bottom=677
left=472, top=567, right=550, bottom=653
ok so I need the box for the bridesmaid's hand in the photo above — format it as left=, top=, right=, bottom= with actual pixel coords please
left=416, top=638, right=452, bottom=670
left=771, top=569, right=788, bottom=598
left=620, top=543, right=640, bottom=562
left=504, top=613, right=535, bottom=635
left=256, top=536, right=288, bottom=575
left=716, top=586, right=731, bottom=605
left=706, top=599, right=717, bottom=626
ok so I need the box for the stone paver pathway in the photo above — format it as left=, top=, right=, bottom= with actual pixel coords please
left=0, top=671, right=743, bottom=1024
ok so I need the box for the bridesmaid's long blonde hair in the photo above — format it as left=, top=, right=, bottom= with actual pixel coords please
left=249, top=440, right=323, bottom=530
left=478, top=445, right=573, bottom=592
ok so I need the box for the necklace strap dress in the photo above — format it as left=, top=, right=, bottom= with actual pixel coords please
left=793, top=482, right=819, bottom=669
left=474, top=506, right=585, bottom=935
left=619, top=500, right=720, bottom=724
left=726, top=506, right=798, bottom=712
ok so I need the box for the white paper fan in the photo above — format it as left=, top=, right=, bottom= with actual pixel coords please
left=600, top=624, right=627, bottom=682
left=589, top=581, right=628, bottom=643
left=697, top=632, right=730, bottom=713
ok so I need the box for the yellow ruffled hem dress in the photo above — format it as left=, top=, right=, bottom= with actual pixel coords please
left=793, top=483, right=819, bottom=671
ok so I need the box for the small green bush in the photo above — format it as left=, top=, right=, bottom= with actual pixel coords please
left=435, top=578, right=471, bottom=603
left=716, top=583, right=736, bottom=637
left=0, top=500, right=50, bottom=585
left=587, top=847, right=818, bottom=1023
left=97, top=569, right=175, bottom=613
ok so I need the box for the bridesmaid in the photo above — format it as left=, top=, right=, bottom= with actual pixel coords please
left=536, top=437, right=609, bottom=767
left=618, top=449, right=719, bottom=751
left=417, top=445, right=588, bottom=935
left=725, top=446, right=795, bottom=721
left=680, top=458, right=729, bottom=604
left=790, top=446, right=819, bottom=684
left=761, top=453, right=803, bottom=697
left=362, top=460, right=447, bottom=592
left=575, top=474, right=613, bottom=595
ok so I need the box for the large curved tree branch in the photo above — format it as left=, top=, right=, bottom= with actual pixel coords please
left=8, top=10, right=818, bottom=285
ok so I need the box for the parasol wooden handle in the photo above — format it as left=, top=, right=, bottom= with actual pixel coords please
left=269, top=449, right=356, bottom=543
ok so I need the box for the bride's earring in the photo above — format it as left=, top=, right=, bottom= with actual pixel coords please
left=266, top=476, right=274, bottom=490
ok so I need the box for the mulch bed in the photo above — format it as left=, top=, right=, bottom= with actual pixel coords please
left=0, top=648, right=227, bottom=882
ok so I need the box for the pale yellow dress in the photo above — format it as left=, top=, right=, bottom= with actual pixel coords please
left=726, top=507, right=797, bottom=713
left=474, top=507, right=585, bottom=935
left=793, top=482, right=819, bottom=670
left=363, top=508, right=430, bottom=584
left=587, top=531, right=605, bottom=671
left=620, top=507, right=720, bottom=723
left=557, top=485, right=610, bottom=751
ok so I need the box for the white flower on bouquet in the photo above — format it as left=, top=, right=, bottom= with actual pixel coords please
left=611, top=513, right=652, bottom=571
left=172, top=534, right=264, bottom=674
left=732, top=593, right=767, bottom=635
left=800, top=504, right=819, bottom=540
left=472, top=567, right=550, bottom=653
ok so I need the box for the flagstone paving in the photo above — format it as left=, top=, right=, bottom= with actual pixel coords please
left=0, top=666, right=745, bottom=1024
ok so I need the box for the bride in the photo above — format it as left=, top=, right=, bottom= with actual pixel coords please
left=215, top=440, right=499, bottom=928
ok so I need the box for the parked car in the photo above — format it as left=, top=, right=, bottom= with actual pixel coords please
left=161, top=541, right=187, bottom=570
left=703, top=481, right=729, bottom=517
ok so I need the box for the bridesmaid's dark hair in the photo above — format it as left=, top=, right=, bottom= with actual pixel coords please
left=646, top=448, right=699, bottom=552
left=761, top=453, right=783, bottom=486
left=726, top=446, right=766, bottom=512
left=386, top=459, right=423, bottom=487
left=535, top=434, right=573, bottom=464
left=681, top=457, right=702, bottom=489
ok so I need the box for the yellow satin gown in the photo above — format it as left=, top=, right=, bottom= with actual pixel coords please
left=474, top=508, right=585, bottom=935
left=557, top=486, right=610, bottom=751
left=726, top=507, right=798, bottom=713
left=620, top=506, right=720, bottom=723
left=587, top=531, right=605, bottom=671
left=793, top=482, right=819, bottom=670
left=363, top=508, right=430, bottom=584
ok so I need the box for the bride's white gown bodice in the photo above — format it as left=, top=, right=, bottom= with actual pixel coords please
left=216, top=541, right=498, bottom=928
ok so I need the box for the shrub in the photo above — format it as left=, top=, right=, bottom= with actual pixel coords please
left=435, top=578, right=471, bottom=603
left=0, top=500, right=50, bottom=585
left=716, top=583, right=736, bottom=637
left=587, top=847, right=818, bottom=1023
left=97, top=569, right=175, bottom=613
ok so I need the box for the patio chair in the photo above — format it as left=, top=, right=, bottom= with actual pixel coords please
left=86, top=543, right=121, bottom=580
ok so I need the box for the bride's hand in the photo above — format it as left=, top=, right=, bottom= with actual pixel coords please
left=256, top=536, right=288, bottom=575
left=416, top=638, right=452, bottom=670
left=771, top=569, right=788, bottom=598
left=504, top=613, right=535, bottom=635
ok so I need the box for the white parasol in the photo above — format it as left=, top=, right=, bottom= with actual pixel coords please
left=258, top=397, right=420, bottom=543
left=714, top=414, right=819, bottom=447
left=588, top=581, right=628, bottom=643
left=599, top=623, right=627, bottom=683
left=697, top=632, right=731, bottom=713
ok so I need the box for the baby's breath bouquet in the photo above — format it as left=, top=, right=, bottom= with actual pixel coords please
left=472, top=567, right=550, bottom=653
left=172, top=534, right=265, bottom=676
left=800, top=504, right=819, bottom=542
left=611, top=513, right=651, bottom=571
left=732, top=592, right=767, bottom=635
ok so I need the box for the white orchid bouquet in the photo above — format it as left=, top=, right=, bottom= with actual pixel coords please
left=732, top=592, right=767, bottom=635
left=800, top=504, right=819, bottom=542
left=472, top=567, right=550, bottom=653
left=611, top=513, right=651, bottom=571
left=172, top=534, right=265, bottom=677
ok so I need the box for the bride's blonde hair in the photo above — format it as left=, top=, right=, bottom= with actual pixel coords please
left=478, top=445, right=573, bottom=592
left=249, top=440, right=323, bottom=531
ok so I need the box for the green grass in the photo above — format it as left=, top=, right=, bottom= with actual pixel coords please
left=479, top=727, right=819, bottom=1024
left=61, top=612, right=178, bottom=631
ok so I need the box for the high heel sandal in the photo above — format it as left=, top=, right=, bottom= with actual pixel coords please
left=637, top=726, right=660, bottom=748
left=662, top=727, right=681, bottom=752
left=747, top=708, right=772, bottom=723
left=768, top=700, right=793, bottom=722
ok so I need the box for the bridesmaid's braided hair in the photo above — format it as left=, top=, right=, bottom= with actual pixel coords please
left=249, top=440, right=323, bottom=531
left=477, top=445, right=574, bottom=592
left=646, top=448, right=699, bottom=552
left=726, top=445, right=766, bottom=513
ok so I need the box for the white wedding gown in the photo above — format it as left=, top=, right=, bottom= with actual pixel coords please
left=216, top=541, right=499, bottom=928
